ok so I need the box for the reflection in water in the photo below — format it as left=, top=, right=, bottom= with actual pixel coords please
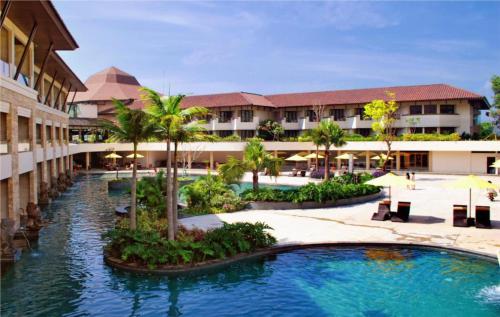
left=1, top=176, right=499, bottom=316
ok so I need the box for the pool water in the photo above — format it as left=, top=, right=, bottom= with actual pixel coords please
left=1, top=176, right=499, bottom=316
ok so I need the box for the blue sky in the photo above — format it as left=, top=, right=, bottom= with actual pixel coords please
left=56, top=1, right=500, bottom=99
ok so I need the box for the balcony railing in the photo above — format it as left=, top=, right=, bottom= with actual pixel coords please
left=18, top=140, right=31, bottom=152
left=0, top=140, right=9, bottom=154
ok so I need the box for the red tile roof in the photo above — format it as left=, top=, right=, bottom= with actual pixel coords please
left=181, top=92, right=274, bottom=108
left=181, top=84, right=486, bottom=109
left=73, top=67, right=143, bottom=102
left=267, top=84, right=484, bottom=107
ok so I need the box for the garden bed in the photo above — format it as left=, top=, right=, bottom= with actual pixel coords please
left=246, top=191, right=383, bottom=210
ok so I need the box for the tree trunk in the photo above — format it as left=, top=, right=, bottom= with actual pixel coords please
left=324, top=146, right=330, bottom=180
left=166, top=139, right=174, bottom=240
left=252, top=170, right=259, bottom=191
left=382, top=141, right=392, bottom=171
left=171, top=141, right=179, bottom=238
left=130, top=143, right=138, bottom=230
left=315, top=145, right=319, bottom=168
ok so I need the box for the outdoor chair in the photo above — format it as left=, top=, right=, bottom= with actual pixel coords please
left=453, top=205, right=468, bottom=227
left=371, top=200, right=392, bottom=221
left=475, top=206, right=491, bottom=229
left=291, top=169, right=298, bottom=177
left=391, top=201, right=411, bottom=222
left=300, top=170, right=306, bottom=177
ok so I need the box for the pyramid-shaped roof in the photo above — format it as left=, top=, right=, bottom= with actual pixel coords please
left=73, top=67, right=142, bottom=102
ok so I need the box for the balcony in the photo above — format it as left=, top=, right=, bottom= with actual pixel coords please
left=281, top=118, right=300, bottom=130
left=397, top=114, right=461, bottom=128
left=210, top=118, right=235, bottom=131
left=0, top=140, right=9, bottom=154
left=18, top=140, right=31, bottom=152
left=234, top=116, right=259, bottom=130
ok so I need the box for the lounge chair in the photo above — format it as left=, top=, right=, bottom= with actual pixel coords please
left=475, top=206, right=491, bottom=229
left=371, top=200, right=392, bottom=221
left=291, top=169, right=298, bottom=177
left=453, top=204, right=468, bottom=227
left=391, top=201, right=411, bottom=222
left=300, top=170, right=306, bottom=177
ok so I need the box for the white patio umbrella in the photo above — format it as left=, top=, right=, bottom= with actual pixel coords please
left=126, top=153, right=144, bottom=158
left=285, top=154, right=308, bottom=169
left=446, top=175, right=498, bottom=218
left=365, top=172, right=414, bottom=200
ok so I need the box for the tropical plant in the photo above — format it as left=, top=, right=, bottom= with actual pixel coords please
left=311, top=120, right=346, bottom=180
left=141, top=88, right=208, bottom=240
left=490, top=75, right=500, bottom=139
left=136, top=171, right=166, bottom=213
left=104, top=221, right=276, bottom=268
left=218, top=138, right=283, bottom=190
left=401, top=133, right=460, bottom=141
left=364, top=91, right=398, bottom=170
left=240, top=180, right=379, bottom=204
left=180, top=174, right=244, bottom=214
left=257, top=119, right=284, bottom=141
left=100, top=99, right=155, bottom=230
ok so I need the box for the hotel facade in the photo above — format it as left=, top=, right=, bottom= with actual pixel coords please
left=67, top=67, right=498, bottom=177
left=0, top=1, right=86, bottom=230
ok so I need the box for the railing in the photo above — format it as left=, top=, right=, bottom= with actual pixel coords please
left=18, top=140, right=31, bottom=152
left=0, top=140, right=9, bottom=154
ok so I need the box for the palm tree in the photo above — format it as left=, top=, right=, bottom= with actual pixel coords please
left=170, top=121, right=207, bottom=236
left=141, top=88, right=207, bottom=240
left=100, top=99, right=154, bottom=230
left=304, top=128, right=323, bottom=168
left=218, top=138, right=283, bottom=190
left=314, top=121, right=346, bottom=180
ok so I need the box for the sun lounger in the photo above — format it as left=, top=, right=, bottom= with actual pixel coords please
left=475, top=206, right=491, bottom=229
left=453, top=204, right=468, bottom=227
left=391, top=201, right=411, bottom=222
left=300, top=170, right=306, bottom=177
left=291, top=169, right=298, bottom=177
left=371, top=200, right=392, bottom=221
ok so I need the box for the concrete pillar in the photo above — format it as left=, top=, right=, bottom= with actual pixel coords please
left=58, top=126, right=64, bottom=174
left=365, top=151, right=370, bottom=171
left=396, top=151, right=401, bottom=171
left=85, top=152, right=90, bottom=170
left=7, top=106, right=19, bottom=225
left=209, top=151, right=214, bottom=171
left=40, top=118, right=48, bottom=184
left=307, top=150, right=311, bottom=168
left=273, top=150, right=278, bottom=158
left=336, top=150, right=341, bottom=170
left=69, top=154, right=74, bottom=177
left=187, top=151, right=192, bottom=170
left=29, top=114, right=37, bottom=204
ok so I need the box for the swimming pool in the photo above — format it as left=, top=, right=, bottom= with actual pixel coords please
left=1, top=176, right=498, bottom=316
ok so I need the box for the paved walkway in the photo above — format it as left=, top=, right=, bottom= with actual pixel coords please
left=181, top=173, right=500, bottom=257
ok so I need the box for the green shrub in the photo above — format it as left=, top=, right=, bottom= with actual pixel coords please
left=241, top=179, right=379, bottom=204
left=104, top=221, right=276, bottom=268
left=135, top=171, right=165, bottom=213
left=180, top=174, right=244, bottom=214
left=401, top=133, right=460, bottom=141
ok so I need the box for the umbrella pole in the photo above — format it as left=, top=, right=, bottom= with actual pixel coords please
left=469, top=187, right=471, bottom=219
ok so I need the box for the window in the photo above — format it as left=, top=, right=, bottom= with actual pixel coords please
left=440, top=127, right=455, bottom=134
left=217, top=130, right=233, bottom=137
left=239, top=130, right=255, bottom=139
left=356, top=128, right=371, bottom=137
left=424, top=127, right=438, bottom=134
left=424, top=104, right=437, bottom=114
left=1, top=27, right=9, bottom=77
left=410, top=105, right=422, bottom=115
left=305, top=110, right=317, bottom=122
left=36, top=124, right=42, bottom=144
left=440, top=104, right=455, bottom=114
left=284, top=130, right=299, bottom=137
left=46, top=126, right=52, bottom=144
left=285, top=111, right=298, bottom=123
left=219, top=111, right=233, bottom=123
left=55, top=127, right=61, bottom=143
left=17, top=116, right=30, bottom=152
left=240, top=110, right=253, bottom=122
left=330, top=109, right=345, bottom=121
left=0, top=112, right=7, bottom=154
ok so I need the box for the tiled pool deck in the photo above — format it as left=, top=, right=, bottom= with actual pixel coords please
left=182, top=173, right=500, bottom=257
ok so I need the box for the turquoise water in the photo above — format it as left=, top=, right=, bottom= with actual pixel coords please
left=1, top=176, right=499, bottom=316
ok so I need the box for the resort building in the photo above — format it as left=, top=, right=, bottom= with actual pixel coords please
left=0, top=0, right=86, bottom=229
left=181, top=84, right=489, bottom=138
left=67, top=67, right=498, bottom=175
